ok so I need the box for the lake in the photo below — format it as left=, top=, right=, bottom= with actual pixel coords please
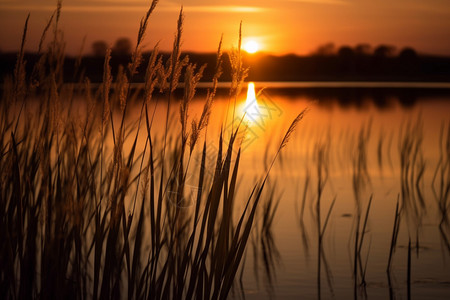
left=165, top=81, right=450, bottom=299
left=4, top=81, right=450, bottom=300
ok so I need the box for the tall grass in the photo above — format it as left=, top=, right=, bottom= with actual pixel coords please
left=313, top=143, right=335, bottom=300
left=434, top=122, right=450, bottom=251
left=0, top=2, right=305, bottom=299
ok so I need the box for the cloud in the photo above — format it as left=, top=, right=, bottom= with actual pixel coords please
left=182, top=6, right=265, bottom=13
left=0, top=3, right=266, bottom=13
left=286, top=0, right=349, bottom=5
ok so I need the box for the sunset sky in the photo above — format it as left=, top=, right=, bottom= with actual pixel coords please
left=0, top=0, right=449, bottom=56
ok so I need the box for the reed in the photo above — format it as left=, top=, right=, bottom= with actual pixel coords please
left=433, top=122, right=450, bottom=251
left=407, top=238, right=412, bottom=300
left=309, top=142, right=336, bottom=300
left=248, top=183, right=281, bottom=296
left=349, top=123, right=373, bottom=298
left=0, top=2, right=307, bottom=299
left=387, top=196, right=401, bottom=273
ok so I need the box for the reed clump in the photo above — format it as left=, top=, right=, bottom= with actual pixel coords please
left=0, top=2, right=306, bottom=299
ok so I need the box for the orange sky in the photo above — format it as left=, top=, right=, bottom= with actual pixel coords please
left=0, top=0, right=449, bottom=56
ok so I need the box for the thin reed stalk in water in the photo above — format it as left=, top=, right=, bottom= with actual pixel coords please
left=312, top=141, right=335, bottom=300
left=387, top=196, right=401, bottom=273
left=407, top=238, right=412, bottom=300
left=0, top=1, right=317, bottom=299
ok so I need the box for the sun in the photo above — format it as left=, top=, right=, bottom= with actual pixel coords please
left=243, top=40, right=259, bottom=54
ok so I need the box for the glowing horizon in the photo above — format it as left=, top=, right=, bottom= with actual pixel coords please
left=0, top=0, right=449, bottom=56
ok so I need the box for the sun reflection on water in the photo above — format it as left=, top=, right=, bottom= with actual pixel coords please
left=242, top=82, right=259, bottom=125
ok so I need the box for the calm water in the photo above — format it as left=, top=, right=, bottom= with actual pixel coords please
left=86, top=81, right=450, bottom=299
left=6, top=73, right=450, bottom=298
left=11, top=79, right=449, bottom=298
left=156, top=82, right=450, bottom=299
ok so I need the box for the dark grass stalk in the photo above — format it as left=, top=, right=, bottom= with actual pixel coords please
left=358, top=194, right=373, bottom=255
left=294, top=168, right=311, bottom=255
left=12, top=13, right=30, bottom=135
left=0, top=3, right=313, bottom=300
left=183, top=40, right=223, bottom=300
left=387, top=196, right=401, bottom=273
left=250, top=186, right=282, bottom=293
left=387, top=270, right=395, bottom=300
left=163, top=7, right=185, bottom=159
left=73, top=35, right=86, bottom=82
left=353, top=222, right=359, bottom=300
left=407, top=238, right=411, bottom=300
left=226, top=22, right=248, bottom=133
left=320, top=196, right=336, bottom=298
left=319, top=243, right=335, bottom=296
left=300, top=169, right=310, bottom=222
left=218, top=110, right=308, bottom=300
left=377, top=128, right=384, bottom=176
left=231, top=22, right=242, bottom=132
left=317, top=148, right=324, bottom=300
left=313, top=141, right=332, bottom=300
left=94, top=4, right=161, bottom=294
left=238, top=252, right=247, bottom=300
left=153, top=11, right=185, bottom=277
left=398, top=118, right=427, bottom=254
left=433, top=122, right=450, bottom=229
left=361, top=237, right=372, bottom=289
left=117, top=1, right=160, bottom=172
left=350, top=123, right=373, bottom=298
left=439, top=225, right=450, bottom=252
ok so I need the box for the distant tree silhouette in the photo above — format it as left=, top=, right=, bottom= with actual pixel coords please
left=338, top=46, right=356, bottom=74
left=338, top=46, right=355, bottom=58
left=398, top=47, right=417, bottom=60
left=398, top=47, right=418, bottom=75
left=374, top=45, right=396, bottom=58
left=313, top=43, right=335, bottom=56
left=354, top=43, right=371, bottom=56
left=91, top=40, right=108, bottom=57
left=113, top=38, right=132, bottom=56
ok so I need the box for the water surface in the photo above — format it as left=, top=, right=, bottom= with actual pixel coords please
left=178, top=82, right=450, bottom=299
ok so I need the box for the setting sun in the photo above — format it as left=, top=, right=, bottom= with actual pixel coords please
left=243, top=40, right=259, bottom=54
